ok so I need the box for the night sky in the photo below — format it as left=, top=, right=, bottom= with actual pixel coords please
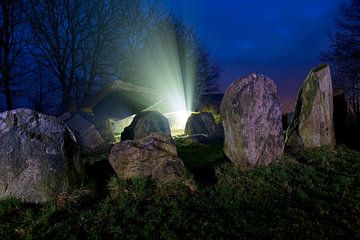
left=163, top=0, right=350, bottom=112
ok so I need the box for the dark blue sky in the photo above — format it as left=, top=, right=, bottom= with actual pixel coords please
left=163, top=0, right=349, bottom=112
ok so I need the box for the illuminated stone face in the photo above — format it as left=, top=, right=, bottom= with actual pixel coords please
left=111, top=111, right=192, bottom=141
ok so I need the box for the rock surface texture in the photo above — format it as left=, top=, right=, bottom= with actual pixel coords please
left=220, top=73, right=284, bottom=168
left=286, top=64, right=335, bottom=148
left=59, top=112, right=114, bottom=153
left=0, top=108, right=84, bottom=203
left=185, top=112, right=216, bottom=136
left=121, top=111, right=171, bottom=141
left=109, top=133, right=186, bottom=183
left=183, top=112, right=224, bottom=144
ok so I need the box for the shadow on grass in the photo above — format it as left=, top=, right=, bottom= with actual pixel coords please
left=175, top=140, right=229, bottom=186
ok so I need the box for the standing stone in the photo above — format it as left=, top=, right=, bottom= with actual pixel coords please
left=0, top=109, right=84, bottom=203
left=121, top=111, right=171, bottom=141
left=109, top=133, right=186, bottom=183
left=286, top=64, right=336, bottom=148
left=220, top=73, right=284, bottom=168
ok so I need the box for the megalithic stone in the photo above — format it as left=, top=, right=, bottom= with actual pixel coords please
left=286, top=64, right=336, bottom=148
left=220, top=73, right=284, bottom=168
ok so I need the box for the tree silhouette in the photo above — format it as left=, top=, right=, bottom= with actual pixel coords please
left=0, top=0, right=27, bottom=110
left=322, top=0, right=360, bottom=122
left=25, top=0, right=218, bottom=114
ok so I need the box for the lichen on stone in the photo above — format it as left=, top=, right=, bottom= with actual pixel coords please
left=285, top=64, right=335, bottom=148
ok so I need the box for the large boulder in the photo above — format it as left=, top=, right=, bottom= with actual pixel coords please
left=59, top=112, right=114, bottom=153
left=220, top=73, right=284, bottom=168
left=185, top=112, right=216, bottom=135
left=286, top=64, right=336, bottom=148
left=121, top=111, right=171, bottom=141
left=184, top=112, right=223, bottom=144
left=109, top=133, right=186, bottom=183
left=0, top=108, right=84, bottom=203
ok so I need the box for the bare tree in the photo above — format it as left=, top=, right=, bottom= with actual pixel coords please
left=322, top=0, right=360, bottom=122
left=0, top=0, right=26, bottom=110
left=27, top=0, right=219, bottom=114
left=98, top=0, right=167, bottom=85
left=79, top=0, right=122, bottom=95
left=28, top=0, right=88, bottom=113
left=27, top=0, right=163, bottom=112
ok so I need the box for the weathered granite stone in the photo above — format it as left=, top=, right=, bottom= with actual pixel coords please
left=286, top=64, right=336, bottom=148
left=220, top=73, right=284, bottom=168
left=0, top=108, right=84, bottom=203
left=185, top=112, right=216, bottom=135
left=109, top=133, right=186, bottom=183
left=121, top=111, right=171, bottom=141
left=60, top=112, right=114, bottom=153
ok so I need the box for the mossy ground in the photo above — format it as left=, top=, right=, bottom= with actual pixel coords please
left=1, top=143, right=360, bottom=239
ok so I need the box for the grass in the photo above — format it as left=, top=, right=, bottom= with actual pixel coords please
left=175, top=139, right=226, bottom=185
left=1, top=143, right=360, bottom=239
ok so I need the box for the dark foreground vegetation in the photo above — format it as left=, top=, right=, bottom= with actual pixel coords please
left=1, top=142, right=359, bottom=239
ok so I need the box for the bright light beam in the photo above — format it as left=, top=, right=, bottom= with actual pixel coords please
left=122, top=19, right=196, bottom=135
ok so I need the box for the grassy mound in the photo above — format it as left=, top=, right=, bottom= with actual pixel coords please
left=1, top=143, right=359, bottom=239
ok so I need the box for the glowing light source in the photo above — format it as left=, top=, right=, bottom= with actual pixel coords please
left=163, top=111, right=192, bottom=136
left=139, top=25, right=195, bottom=115
left=111, top=19, right=197, bottom=140
left=110, top=116, right=134, bottom=142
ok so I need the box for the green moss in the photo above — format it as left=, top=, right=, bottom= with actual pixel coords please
left=302, top=125, right=314, bottom=145
left=301, top=71, right=318, bottom=120
left=285, top=66, right=320, bottom=144
left=5, top=113, right=16, bottom=127
left=213, top=113, right=222, bottom=124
